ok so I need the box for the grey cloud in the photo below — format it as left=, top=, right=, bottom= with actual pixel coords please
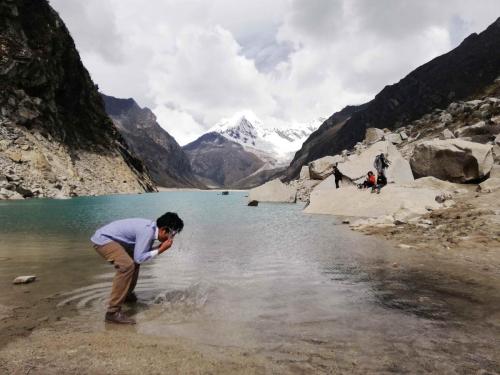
left=50, top=0, right=124, bottom=63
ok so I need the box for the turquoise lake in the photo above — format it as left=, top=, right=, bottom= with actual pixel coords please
left=0, top=191, right=498, bottom=372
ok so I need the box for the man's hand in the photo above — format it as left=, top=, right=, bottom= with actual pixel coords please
left=158, top=238, right=173, bottom=255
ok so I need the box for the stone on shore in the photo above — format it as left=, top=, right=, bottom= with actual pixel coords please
left=248, top=179, right=297, bottom=203
left=337, top=141, right=414, bottom=184
left=410, top=139, right=493, bottom=182
left=13, top=275, right=37, bottom=284
left=309, top=155, right=343, bottom=180
left=304, top=185, right=440, bottom=217
left=247, top=200, right=258, bottom=207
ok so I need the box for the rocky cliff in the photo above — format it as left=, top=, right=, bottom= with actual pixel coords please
left=0, top=0, right=155, bottom=199
left=102, top=94, right=204, bottom=188
left=183, top=132, right=265, bottom=188
left=287, top=17, right=500, bottom=179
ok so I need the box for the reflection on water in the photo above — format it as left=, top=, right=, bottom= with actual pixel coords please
left=0, top=191, right=499, bottom=372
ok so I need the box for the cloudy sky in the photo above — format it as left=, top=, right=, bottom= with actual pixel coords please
left=50, top=0, right=500, bottom=145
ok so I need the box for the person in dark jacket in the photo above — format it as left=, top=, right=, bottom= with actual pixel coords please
left=332, top=164, right=343, bottom=189
left=372, top=173, right=387, bottom=194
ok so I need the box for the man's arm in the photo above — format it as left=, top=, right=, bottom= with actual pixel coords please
left=133, top=230, right=157, bottom=264
left=134, top=232, right=174, bottom=263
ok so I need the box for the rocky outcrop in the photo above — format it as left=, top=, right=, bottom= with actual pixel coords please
left=304, top=185, right=441, bottom=217
left=364, top=128, right=385, bottom=144
left=183, top=132, right=264, bottom=188
left=102, top=94, right=203, bottom=188
left=287, top=17, right=500, bottom=179
left=0, top=0, right=155, bottom=199
left=410, top=139, right=493, bottom=182
left=338, top=141, right=414, bottom=184
left=248, top=179, right=297, bottom=203
left=309, top=155, right=343, bottom=180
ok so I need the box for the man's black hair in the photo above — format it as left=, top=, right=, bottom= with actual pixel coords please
left=156, top=212, right=184, bottom=232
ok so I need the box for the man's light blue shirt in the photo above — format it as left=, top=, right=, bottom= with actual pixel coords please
left=91, top=218, right=158, bottom=264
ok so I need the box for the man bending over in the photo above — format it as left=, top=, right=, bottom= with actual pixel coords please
left=91, top=212, right=184, bottom=324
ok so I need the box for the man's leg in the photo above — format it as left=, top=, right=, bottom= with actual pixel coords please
left=335, top=179, right=339, bottom=189
left=125, top=264, right=140, bottom=302
left=94, top=242, right=136, bottom=323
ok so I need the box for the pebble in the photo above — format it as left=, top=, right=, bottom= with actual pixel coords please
left=13, top=275, right=37, bottom=284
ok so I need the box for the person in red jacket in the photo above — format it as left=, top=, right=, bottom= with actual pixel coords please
left=358, top=171, right=376, bottom=189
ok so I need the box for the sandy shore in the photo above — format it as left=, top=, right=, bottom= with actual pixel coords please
left=353, top=189, right=500, bottom=281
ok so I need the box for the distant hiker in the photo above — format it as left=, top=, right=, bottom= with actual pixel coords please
left=91, top=212, right=184, bottom=324
left=358, top=171, right=376, bottom=189
left=332, top=164, right=343, bottom=189
left=374, top=153, right=390, bottom=176
left=371, top=173, right=387, bottom=194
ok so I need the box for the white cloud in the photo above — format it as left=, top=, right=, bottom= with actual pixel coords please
left=50, top=0, right=500, bottom=145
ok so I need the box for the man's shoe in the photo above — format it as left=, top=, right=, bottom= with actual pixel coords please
left=125, top=292, right=138, bottom=303
left=105, top=311, right=136, bottom=325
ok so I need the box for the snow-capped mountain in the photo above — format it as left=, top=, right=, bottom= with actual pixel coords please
left=209, top=111, right=323, bottom=165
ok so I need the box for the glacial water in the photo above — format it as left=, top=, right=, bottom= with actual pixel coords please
left=0, top=191, right=499, bottom=372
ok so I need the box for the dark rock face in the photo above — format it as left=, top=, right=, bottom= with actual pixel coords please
left=102, top=94, right=203, bottom=188
left=287, top=17, right=500, bottom=179
left=0, top=0, right=155, bottom=196
left=183, top=132, right=265, bottom=187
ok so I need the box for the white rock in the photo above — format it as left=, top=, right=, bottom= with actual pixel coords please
left=410, top=139, right=493, bottom=183
left=248, top=179, right=297, bottom=203
left=443, top=200, right=456, bottom=208
left=435, top=192, right=453, bottom=203
left=455, top=121, right=488, bottom=137
left=406, top=177, right=467, bottom=193
left=440, top=112, right=453, bottom=124
left=383, top=133, right=403, bottom=144
left=309, top=155, right=343, bottom=180
left=399, top=131, right=408, bottom=140
left=13, top=275, right=37, bottom=284
left=305, top=185, right=440, bottom=217
left=439, top=129, right=455, bottom=140
left=365, top=128, right=385, bottom=144
left=338, top=141, right=414, bottom=184
left=299, top=166, right=310, bottom=180
left=478, top=178, right=500, bottom=193
left=490, top=165, right=500, bottom=178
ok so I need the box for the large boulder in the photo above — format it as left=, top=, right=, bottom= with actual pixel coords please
left=383, top=133, right=403, bottom=145
left=248, top=179, right=297, bottom=203
left=337, top=141, right=414, bottom=184
left=309, top=155, right=343, bottom=180
left=304, top=185, right=441, bottom=217
left=410, top=139, right=493, bottom=182
left=365, top=128, right=385, bottom=144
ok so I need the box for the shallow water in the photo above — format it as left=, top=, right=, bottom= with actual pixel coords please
left=0, top=191, right=499, bottom=373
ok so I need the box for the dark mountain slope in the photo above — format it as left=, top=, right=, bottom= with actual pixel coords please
left=102, top=94, right=204, bottom=188
left=287, top=17, right=500, bottom=179
left=0, top=0, right=155, bottom=197
left=183, top=132, right=264, bottom=187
